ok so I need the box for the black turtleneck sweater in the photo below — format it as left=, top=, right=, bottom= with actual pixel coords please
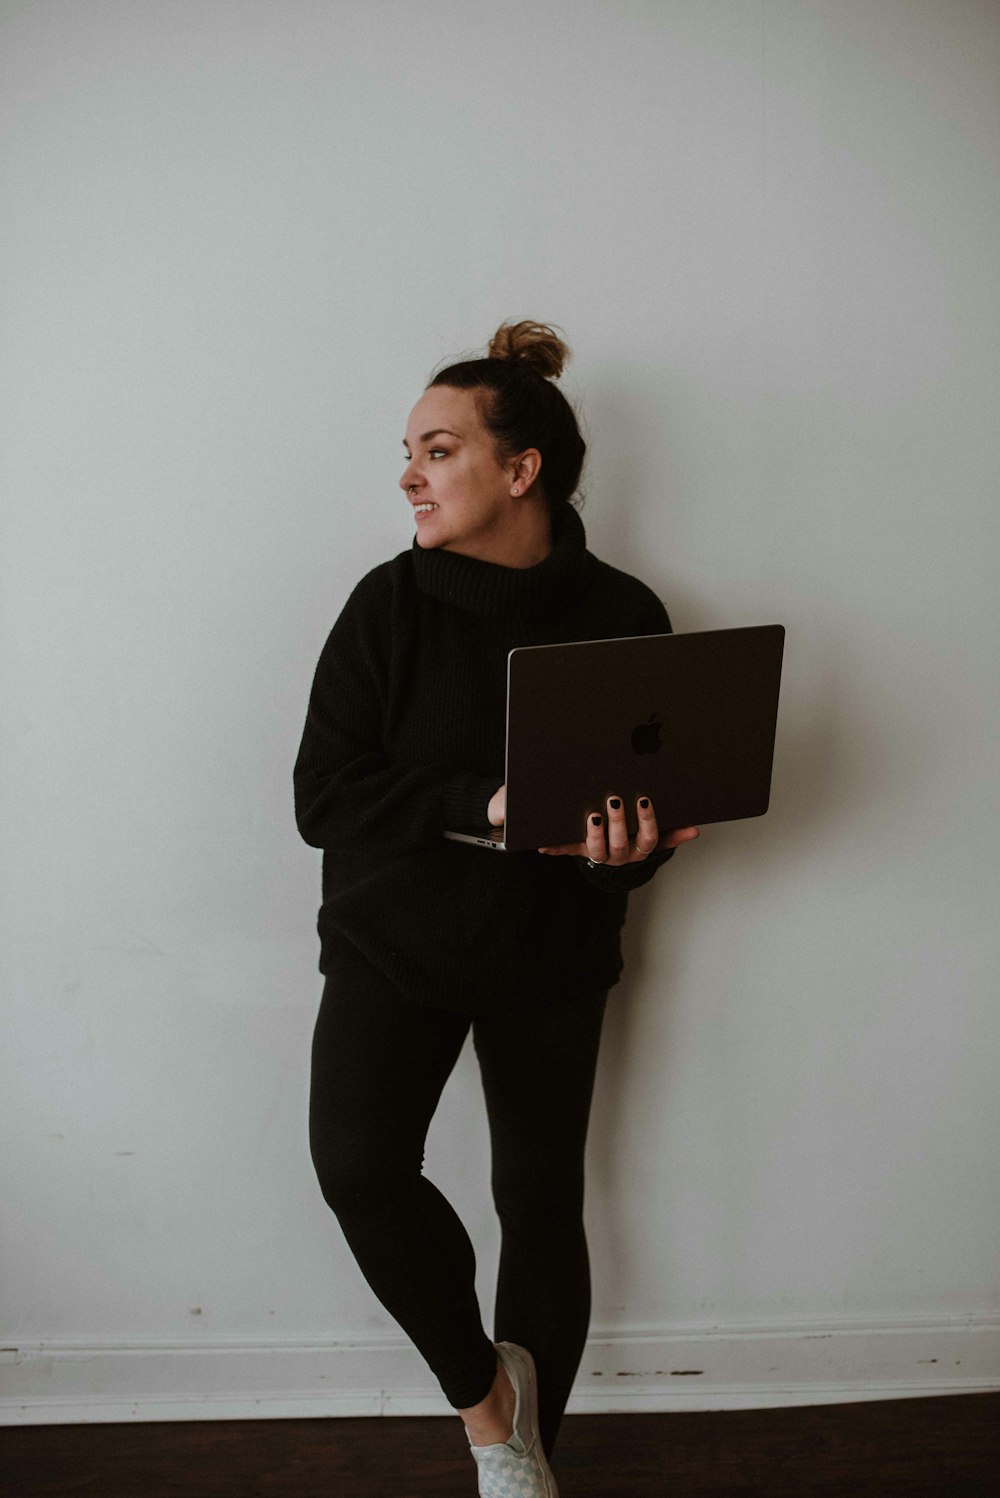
left=293, top=505, right=675, bottom=1015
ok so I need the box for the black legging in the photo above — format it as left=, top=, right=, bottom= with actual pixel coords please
left=308, top=948, right=609, bottom=1458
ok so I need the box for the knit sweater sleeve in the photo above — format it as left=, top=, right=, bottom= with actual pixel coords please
left=293, top=568, right=499, bottom=853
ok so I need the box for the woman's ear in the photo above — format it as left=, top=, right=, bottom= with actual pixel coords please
left=510, top=448, right=542, bottom=496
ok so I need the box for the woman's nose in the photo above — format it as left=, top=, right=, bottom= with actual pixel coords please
left=400, top=461, right=419, bottom=493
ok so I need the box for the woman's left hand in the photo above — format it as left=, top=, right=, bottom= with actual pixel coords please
left=539, top=794, right=700, bottom=866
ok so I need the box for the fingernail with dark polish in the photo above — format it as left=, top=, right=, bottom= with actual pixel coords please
left=609, top=798, right=622, bottom=810
left=591, top=814, right=603, bottom=826
left=639, top=797, right=650, bottom=809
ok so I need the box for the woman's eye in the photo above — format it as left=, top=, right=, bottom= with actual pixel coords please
left=402, top=448, right=448, bottom=462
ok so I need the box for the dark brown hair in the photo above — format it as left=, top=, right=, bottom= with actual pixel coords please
left=428, top=320, right=586, bottom=511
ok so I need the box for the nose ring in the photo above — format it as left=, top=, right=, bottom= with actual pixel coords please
left=408, top=484, right=416, bottom=495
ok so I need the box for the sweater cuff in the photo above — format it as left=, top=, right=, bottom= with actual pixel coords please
left=441, top=773, right=504, bottom=832
left=575, top=846, right=675, bottom=892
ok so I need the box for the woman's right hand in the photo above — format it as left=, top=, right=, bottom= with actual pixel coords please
left=487, top=784, right=506, bottom=827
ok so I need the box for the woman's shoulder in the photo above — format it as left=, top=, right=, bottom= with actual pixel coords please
left=316, top=551, right=417, bottom=664
left=340, top=548, right=416, bottom=612
left=583, top=552, right=672, bottom=633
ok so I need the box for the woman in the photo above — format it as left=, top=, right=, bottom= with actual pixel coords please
left=294, top=321, right=699, bottom=1497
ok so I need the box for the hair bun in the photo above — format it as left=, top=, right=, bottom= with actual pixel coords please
left=487, top=320, right=570, bottom=379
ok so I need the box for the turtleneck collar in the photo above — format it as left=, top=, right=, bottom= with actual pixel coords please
left=410, top=503, right=593, bottom=621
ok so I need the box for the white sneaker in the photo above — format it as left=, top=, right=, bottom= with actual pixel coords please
left=468, top=1341, right=560, bottom=1497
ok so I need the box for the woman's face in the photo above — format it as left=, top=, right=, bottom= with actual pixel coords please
left=400, top=386, right=535, bottom=563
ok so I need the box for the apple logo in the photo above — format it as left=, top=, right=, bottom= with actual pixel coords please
left=631, top=712, right=663, bottom=754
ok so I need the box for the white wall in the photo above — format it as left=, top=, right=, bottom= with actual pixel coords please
left=2, top=0, right=998, bottom=1422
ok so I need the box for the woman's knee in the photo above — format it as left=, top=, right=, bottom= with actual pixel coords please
left=491, top=1162, right=586, bottom=1233
left=310, top=1128, right=412, bottom=1225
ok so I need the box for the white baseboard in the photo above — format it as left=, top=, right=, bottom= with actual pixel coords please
left=2, top=1316, right=997, bottom=1425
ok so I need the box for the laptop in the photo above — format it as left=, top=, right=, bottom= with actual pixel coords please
left=443, top=624, right=785, bottom=852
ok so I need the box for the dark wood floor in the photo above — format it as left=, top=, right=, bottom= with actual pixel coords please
left=2, top=1393, right=998, bottom=1497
